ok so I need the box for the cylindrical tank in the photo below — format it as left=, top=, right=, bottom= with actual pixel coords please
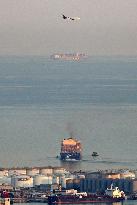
left=65, top=178, right=74, bottom=189
left=8, top=169, right=26, bottom=176
left=11, top=175, right=33, bottom=188
left=39, top=168, right=53, bottom=175
left=134, top=171, right=137, bottom=178
left=123, top=180, right=131, bottom=193
left=0, top=170, right=8, bottom=177
left=58, top=175, right=65, bottom=184
left=61, top=178, right=73, bottom=189
left=0, top=176, right=11, bottom=185
left=33, top=175, right=52, bottom=186
left=77, top=175, right=85, bottom=179
left=51, top=184, right=59, bottom=191
left=73, top=179, right=81, bottom=184
left=61, top=177, right=67, bottom=188
left=52, top=176, right=60, bottom=184
left=132, top=180, right=137, bottom=192
left=26, top=168, right=39, bottom=176
left=120, top=171, right=135, bottom=179
left=53, top=167, right=66, bottom=175
left=105, top=173, right=120, bottom=179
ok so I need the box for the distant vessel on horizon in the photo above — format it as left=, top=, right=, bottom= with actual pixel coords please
left=92, top=152, right=99, bottom=157
left=50, top=53, right=87, bottom=61
left=60, top=137, right=82, bottom=161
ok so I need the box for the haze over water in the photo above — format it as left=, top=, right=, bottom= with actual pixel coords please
left=0, top=56, right=137, bottom=171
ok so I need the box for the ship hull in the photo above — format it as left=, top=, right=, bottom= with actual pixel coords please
left=60, top=152, right=81, bottom=161
left=50, top=53, right=87, bottom=61
left=48, top=195, right=124, bottom=204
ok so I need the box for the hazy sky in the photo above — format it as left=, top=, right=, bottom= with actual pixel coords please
left=0, top=0, right=137, bottom=56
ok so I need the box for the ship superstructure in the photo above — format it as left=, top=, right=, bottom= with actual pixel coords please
left=48, top=187, right=125, bottom=204
left=105, top=184, right=125, bottom=198
left=60, top=137, right=82, bottom=161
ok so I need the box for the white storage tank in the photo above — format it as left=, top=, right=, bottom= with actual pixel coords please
left=8, top=169, right=26, bottom=176
left=120, top=171, right=135, bottom=179
left=39, top=167, right=53, bottom=175
left=60, top=176, right=66, bottom=188
left=61, top=177, right=73, bottom=189
left=26, top=168, right=39, bottom=176
left=0, top=176, right=11, bottom=185
left=53, top=167, right=67, bottom=175
left=11, top=175, right=33, bottom=188
left=0, top=170, right=8, bottom=177
left=133, top=180, right=137, bottom=192
left=77, top=174, right=85, bottom=179
left=67, top=174, right=75, bottom=179
left=134, top=171, right=137, bottom=178
left=33, top=175, right=52, bottom=186
left=52, top=176, right=60, bottom=184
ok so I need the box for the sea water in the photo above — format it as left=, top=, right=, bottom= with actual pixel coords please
left=14, top=200, right=137, bottom=205
left=0, top=56, right=137, bottom=172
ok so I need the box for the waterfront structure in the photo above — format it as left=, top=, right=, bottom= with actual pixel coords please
left=0, top=176, right=11, bottom=185
left=39, top=167, right=53, bottom=175
left=0, top=166, right=68, bottom=177
left=102, top=171, right=135, bottom=179
left=0, top=185, right=13, bottom=192
left=53, top=167, right=68, bottom=175
left=0, top=166, right=136, bottom=196
left=11, top=175, right=33, bottom=188
left=26, top=168, right=39, bottom=176
left=52, top=176, right=60, bottom=185
left=120, top=171, right=135, bottom=179
left=33, top=175, right=52, bottom=186
left=79, top=178, right=137, bottom=194
left=0, top=170, right=8, bottom=177
left=8, top=168, right=26, bottom=176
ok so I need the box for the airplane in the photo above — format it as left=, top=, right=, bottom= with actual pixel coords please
left=61, top=14, right=80, bottom=21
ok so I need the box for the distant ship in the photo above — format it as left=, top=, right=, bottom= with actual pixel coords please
left=50, top=53, right=87, bottom=61
left=91, top=152, right=99, bottom=157
left=48, top=186, right=125, bottom=204
left=60, top=137, right=82, bottom=161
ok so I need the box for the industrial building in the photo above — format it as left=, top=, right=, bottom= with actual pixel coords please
left=79, top=178, right=137, bottom=194
left=65, top=170, right=137, bottom=194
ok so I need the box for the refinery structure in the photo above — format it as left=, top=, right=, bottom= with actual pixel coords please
left=0, top=166, right=69, bottom=189
left=0, top=139, right=137, bottom=202
left=0, top=166, right=137, bottom=202
left=0, top=138, right=136, bottom=203
left=0, top=166, right=137, bottom=192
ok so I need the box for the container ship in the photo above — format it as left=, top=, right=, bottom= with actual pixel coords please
left=50, top=53, right=87, bottom=61
left=60, top=137, right=82, bottom=161
left=48, top=186, right=125, bottom=204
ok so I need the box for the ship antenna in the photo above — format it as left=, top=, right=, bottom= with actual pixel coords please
left=111, top=183, right=113, bottom=189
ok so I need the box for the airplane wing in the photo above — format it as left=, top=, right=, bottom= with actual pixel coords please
left=61, top=14, right=80, bottom=21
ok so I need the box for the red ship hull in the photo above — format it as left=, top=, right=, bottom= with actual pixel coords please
left=48, top=194, right=124, bottom=204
